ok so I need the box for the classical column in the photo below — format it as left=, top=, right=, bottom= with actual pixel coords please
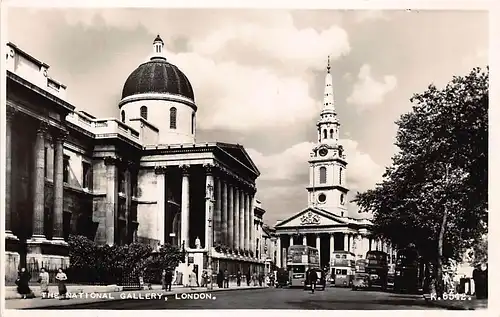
left=239, top=190, right=245, bottom=253
left=302, top=235, right=307, bottom=246
left=204, top=164, right=215, bottom=249
left=368, top=238, right=372, bottom=251
left=221, top=181, right=228, bottom=246
left=348, top=234, right=353, bottom=253
left=276, top=236, right=282, bottom=268
left=228, top=183, right=234, bottom=250
left=289, top=235, right=293, bottom=247
left=316, top=234, right=321, bottom=265
left=329, top=233, right=335, bottom=253
left=246, top=192, right=252, bottom=252
left=104, top=157, right=119, bottom=245
left=5, top=108, right=17, bottom=238
left=32, top=121, right=48, bottom=240
left=155, top=166, right=166, bottom=245
left=249, top=191, right=255, bottom=257
left=52, top=130, right=68, bottom=241
left=234, top=186, right=240, bottom=252
left=244, top=192, right=249, bottom=251
left=180, top=165, right=190, bottom=248
left=215, top=177, right=222, bottom=245
left=344, top=233, right=349, bottom=252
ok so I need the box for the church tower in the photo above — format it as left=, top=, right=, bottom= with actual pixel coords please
left=307, top=57, right=349, bottom=217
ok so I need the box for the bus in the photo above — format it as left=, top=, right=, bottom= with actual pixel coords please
left=365, top=251, right=389, bottom=290
left=330, top=251, right=356, bottom=287
left=287, top=245, right=320, bottom=288
left=394, top=246, right=424, bottom=294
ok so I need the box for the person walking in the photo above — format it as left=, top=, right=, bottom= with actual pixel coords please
left=38, top=268, right=50, bottom=299
left=201, top=270, right=208, bottom=287
left=309, top=269, right=318, bottom=294
left=236, top=270, right=242, bottom=286
left=473, top=263, right=488, bottom=299
left=217, top=270, right=224, bottom=288
left=16, top=268, right=33, bottom=299
left=189, top=270, right=197, bottom=290
left=165, top=269, right=173, bottom=291
left=161, top=269, right=167, bottom=290
left=223, top=269, right=229, bottom=288
left=246, top=270, right=251, bottom=286
left=55, top=268, right=68, bottom=300
left=252, top=272, right=258, bottom=286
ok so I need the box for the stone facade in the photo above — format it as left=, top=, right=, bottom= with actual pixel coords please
left=4, top=38, right=267, bottom=283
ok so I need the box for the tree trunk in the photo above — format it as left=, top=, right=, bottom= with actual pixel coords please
left=436, top=204, right=448, bottom=297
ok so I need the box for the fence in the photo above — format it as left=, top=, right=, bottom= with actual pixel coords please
left=26, top=262, right=161, bottom=288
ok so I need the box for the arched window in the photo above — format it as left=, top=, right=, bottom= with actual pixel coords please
left=323, top=129, right=327, bottom=139
left=191, top=113, right=195, bottom=134
left=121, top=110, right=125, bottom=123
left=319, top=166, right=327, bottom=184
left=330, top=129, right=334, bottom=139
left=170, top=107, right=177, bottom=129
left=140, top=106, right=148, bottom=120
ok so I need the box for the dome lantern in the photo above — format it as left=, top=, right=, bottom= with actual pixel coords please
left=152, top=34, right=166, bottom=61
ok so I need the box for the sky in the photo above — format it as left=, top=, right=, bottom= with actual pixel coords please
left=6, top=7, right=488, bottom=226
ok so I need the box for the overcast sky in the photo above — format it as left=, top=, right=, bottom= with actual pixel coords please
left=6, top=8, right=488, bottom=226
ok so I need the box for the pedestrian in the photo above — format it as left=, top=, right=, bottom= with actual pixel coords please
left=194, top=265, right=200, bottom=287
left=55, top=268, right=68, bottom=300
left=189, top=270, right=197, bottom=290
left=201, top=270, right=208, bottom=287
left=38, top=268, right=50, bottom=299
left=217, top=270, right=224, bottom=288
left=223, top=269, right=229, bottom=288
left=161, top=269, right=167, bottom=290
left=16, top=268, right=33, bottom=299
left=236, top=270, right=242, bottom=286
left=165, top=269, right=173, bottom=291
left=309, top=269, right=318, bottom=294
left=473, top=263, right=488, bottom=299
left=246, top=270, right=251, bottom=286
left=252, top=272, right=258, bottom=286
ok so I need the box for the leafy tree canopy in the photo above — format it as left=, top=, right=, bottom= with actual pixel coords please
left=354, top=67, right=488, bottom=263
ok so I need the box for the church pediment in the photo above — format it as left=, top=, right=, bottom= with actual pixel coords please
left=275, top=207, right=346, bottom=228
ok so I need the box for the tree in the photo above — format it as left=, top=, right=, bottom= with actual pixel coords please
left=354, top=67, right=488, bottom=296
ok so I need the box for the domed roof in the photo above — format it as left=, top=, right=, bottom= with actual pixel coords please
left=121, top=59, right=195, bottom=101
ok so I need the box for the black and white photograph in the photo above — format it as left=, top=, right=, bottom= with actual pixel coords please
left=1, top=2, right=491, bottom=312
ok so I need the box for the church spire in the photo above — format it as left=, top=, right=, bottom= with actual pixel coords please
left=322, top=56, right=335, bottom=113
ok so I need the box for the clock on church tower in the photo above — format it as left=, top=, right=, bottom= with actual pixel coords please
left=305, top=58, right=349, bottom=218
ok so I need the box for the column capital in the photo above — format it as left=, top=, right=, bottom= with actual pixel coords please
left=6, top=107, right=18, bottom=122
left=55, top=130, right=69, bottom=143
left=203, top=163, right=215, bottom=175
left=154, top=165, right=168, bottom=175
left=104, top=156, right=120, bottom=166
left=37, top=121, right=50, bottom=135
left=180, top=164, right=190, bottom=175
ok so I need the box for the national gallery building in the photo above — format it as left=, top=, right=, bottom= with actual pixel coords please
left=4, top=36, right=268, bottom=283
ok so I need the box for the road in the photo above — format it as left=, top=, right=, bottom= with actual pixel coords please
left=38, top=286, right=443, bottom=310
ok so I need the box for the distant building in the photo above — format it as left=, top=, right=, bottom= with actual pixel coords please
left=273, top=58, right=395, bottom=269
left=4, top=36, right=267, bottom=283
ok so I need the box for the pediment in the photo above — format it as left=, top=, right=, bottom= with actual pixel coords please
left=216, top=142, right=260, bottom=177
left=275, top=207, right=346, bottom=228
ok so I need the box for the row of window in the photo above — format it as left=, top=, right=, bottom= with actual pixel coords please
left=318, top=166, right=343, bottom=185
left=120, top=106, right=196, bottom=134
left=322, top=128, right=337, bottom=140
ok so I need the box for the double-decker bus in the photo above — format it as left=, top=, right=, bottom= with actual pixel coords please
left=330, top=251, right=356, bottom=287
left=287, top=245, right=320, bottom=287
left=365, top=250, right=389, bottom=290
left=394, top=246, right=424, bottom=293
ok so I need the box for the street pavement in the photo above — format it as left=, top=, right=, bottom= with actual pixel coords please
left=32, top=286, right=444, bottom=310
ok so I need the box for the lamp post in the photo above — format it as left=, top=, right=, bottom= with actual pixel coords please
left=206, top=183, right=215, bottom=290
